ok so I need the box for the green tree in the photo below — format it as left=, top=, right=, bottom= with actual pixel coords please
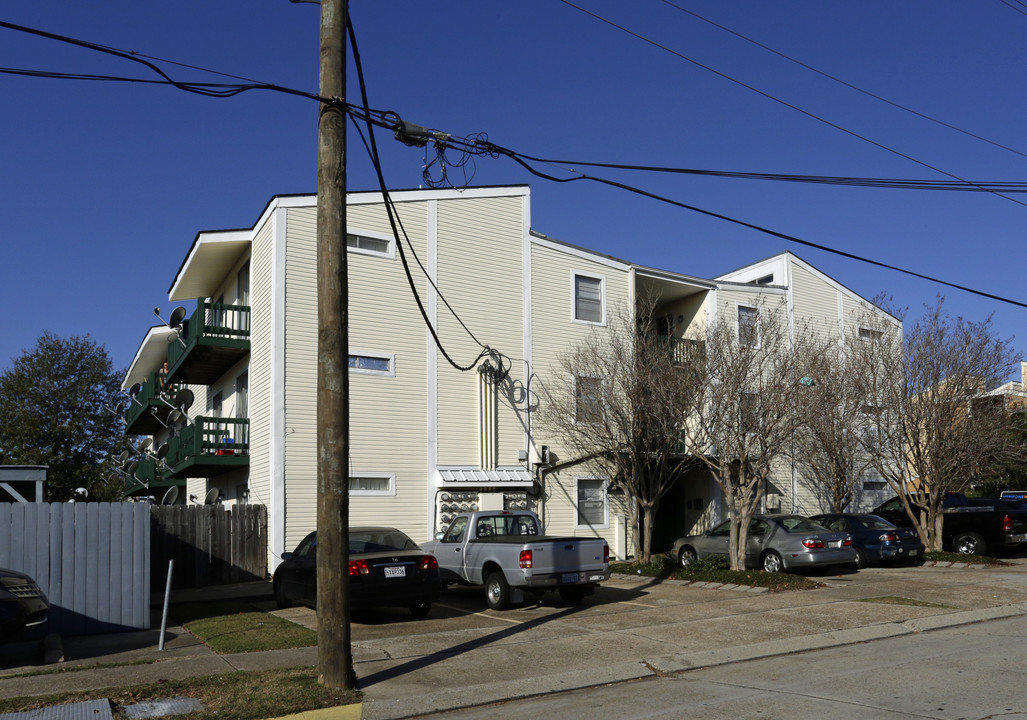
left=0, top=333, right=129, bottom=501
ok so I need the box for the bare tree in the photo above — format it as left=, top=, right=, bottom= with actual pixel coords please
left=851, top=297, right=1022, bottom=551
left=538, top=300, right=694, bottom=562
left=792, top=329, right=876, bottom=512
left=678, top=301, right=819, bottom=571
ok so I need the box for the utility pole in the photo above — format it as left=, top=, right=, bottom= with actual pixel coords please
left=316, top=0, right=352, bottom=689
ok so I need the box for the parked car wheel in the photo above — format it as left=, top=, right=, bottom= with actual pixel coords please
left=678, top=546, right=697, bottom=569
left=953, top=531, right=986, bottom=556
left=761, top=550, right=783, bottom=573
left=853, top=547, right=867, bottom=570
left=409, top=602, right=431, bottom=618
left=558, top=586, right=587, bottom=605
left=485, top=571, right=511, bottom=611
left=273, top=577, right=292, bottom=609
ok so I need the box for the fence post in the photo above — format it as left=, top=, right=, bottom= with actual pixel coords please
left=158, top=559, right=175, bottom=651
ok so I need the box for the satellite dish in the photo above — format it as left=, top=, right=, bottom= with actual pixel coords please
left=129, top=383, right=142, bottom=397
left=156, top=443, right=169, bottom=460
left=169, top=306, right=187, bottom=328
left=125, top=460, right=139, bottom=476
left=173, top=388, right=194, bottom=412
left=119, top=449, right=131, bottom=464
left=139, top=437, right=152, bottom=453
left=204, top=488, right=220, bottom=505
left=167, top=408, right=186, bottom=428
left=115, top=401, right=126, bottom=414
left=161, top=486, right=179, bottom=505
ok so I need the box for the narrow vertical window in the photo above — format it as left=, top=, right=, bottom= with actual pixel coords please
left=737, top=305, right=759, bottom=346
left=575, top=375, right=603, bottom=424
left=575, top=477, right=608, bottom=528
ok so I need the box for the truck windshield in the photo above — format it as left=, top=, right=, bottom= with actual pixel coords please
left=475, top=515, right=539, bottom=538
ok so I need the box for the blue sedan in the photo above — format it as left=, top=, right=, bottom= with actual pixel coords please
left=810, top=514, right=925, bottom=569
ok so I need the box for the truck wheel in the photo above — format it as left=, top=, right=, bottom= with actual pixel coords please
left=953, top=531, right=986, bottom=556
left=558, top=586, right=587, bottom=605
left=485, top=571, right=511, bottom=611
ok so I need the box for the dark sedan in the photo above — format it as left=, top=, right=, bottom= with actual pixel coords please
left=273, top=527, right=442, bottom=617
left=0, top=568, right=49, bottom=641
left=811, top=513, right=924, bottom=569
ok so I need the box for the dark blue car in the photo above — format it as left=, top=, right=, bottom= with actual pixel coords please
left=810, top=514, right=925, bottom=569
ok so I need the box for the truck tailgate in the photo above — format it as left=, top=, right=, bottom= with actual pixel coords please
left=531, top=537, right=607, bottom=574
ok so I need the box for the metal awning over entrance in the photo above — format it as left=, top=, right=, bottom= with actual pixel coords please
left=438, top=467, right=534, bottom=487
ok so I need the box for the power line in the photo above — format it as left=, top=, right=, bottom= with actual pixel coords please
left=554, top=0, right=1027, bottom=211
left=659, top=0, right=1027, bottom=163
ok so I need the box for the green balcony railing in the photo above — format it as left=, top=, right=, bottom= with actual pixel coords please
left=164, top=416, right=250, bottom=478
left=123, top=370, right=184, bottom=435
left=123, top=456, right=183, bottom=497
left=166, top=299, right=250, bottom=385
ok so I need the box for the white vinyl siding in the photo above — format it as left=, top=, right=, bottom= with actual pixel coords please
left=247, top=217, right=273, bottom=525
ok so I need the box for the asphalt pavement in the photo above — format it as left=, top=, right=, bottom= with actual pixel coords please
left=1, top=559, right=1026, bottom=720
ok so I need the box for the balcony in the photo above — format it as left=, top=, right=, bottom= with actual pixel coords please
left=123, top=371, right=186, bottom=435
left=166, top=299, right=250, bottom=385
left=163, top=417, right=250, bottom=479
left=653, top=336, right=706, bottom=365
left=123, top=456, right=183, bottom=498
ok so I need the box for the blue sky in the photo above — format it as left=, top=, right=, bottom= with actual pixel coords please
left=2, top=1, right=1025, bottom=380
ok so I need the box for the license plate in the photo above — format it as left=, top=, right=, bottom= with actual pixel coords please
left=561, top=572, right=580, bottom=584
left=909, top=549, right=918, bottom=557
left=384, top=566, right=406, bottom=578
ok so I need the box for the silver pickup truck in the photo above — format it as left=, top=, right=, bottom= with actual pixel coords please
left=421, top=510, right=610, bottom=610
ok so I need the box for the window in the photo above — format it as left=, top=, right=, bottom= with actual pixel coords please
left=740, top=392, right=760, bottom=434
left=737, top=305, right=759, bottom=346
left=575, top=477, right=608, bottom=528
left=237, top=261, right=250, bottom=305
left=859, top=326, right=884, bottom=341
left=348, top=352, right=395, bottom=376
left=573, top=274, right=604, bottom=324
left=754, top=274, right=774, bottom=285
left=346, top=232, right=393, bottom=258
left=210, top=391, right=223, bottom=418
left=235, top=372, right=249, bottom=418
left=349, top=473, right=396, bottom=496
left=862, top=479, right=888, bottom=491
left=575, top=375, right=603, bottom=424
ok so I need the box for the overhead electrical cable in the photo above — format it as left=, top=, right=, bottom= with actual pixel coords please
left=346, top=18, right=492, bottom=373
left=659, top=0, right=1027, bottom=162
left=554, top=0, right=1027, bottom=211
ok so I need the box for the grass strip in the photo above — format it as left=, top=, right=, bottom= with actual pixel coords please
left=174, top=601, right=317, bottom=654
left=0, top=667, right=361, bottom=719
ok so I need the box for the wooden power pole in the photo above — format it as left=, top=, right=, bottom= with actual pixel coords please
left=316, top=0, right=352, bottom=689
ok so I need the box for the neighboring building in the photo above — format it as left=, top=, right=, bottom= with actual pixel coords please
left=121, top=186, right=898, bottom=567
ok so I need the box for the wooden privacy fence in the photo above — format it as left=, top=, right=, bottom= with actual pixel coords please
left=0, top=502, right=150, bottom=636
left=150, top=504, right=267, bottom=590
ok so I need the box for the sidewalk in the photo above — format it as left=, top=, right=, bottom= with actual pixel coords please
left=1, top=562, right=1026, bottom=720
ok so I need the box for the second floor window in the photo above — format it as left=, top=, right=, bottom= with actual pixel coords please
left=235, top=372, right=249, bottom=418
left=349, top=353, right=394, bottom=376
left=575, top=375, right=603, bottom=424
left=574, top=274, right=604, bottom=324
left=347, top=232, right=393, bottom=258
left=737, top=305, right=759, bottom=347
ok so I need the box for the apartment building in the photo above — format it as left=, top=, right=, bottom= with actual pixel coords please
left=121, top=185, right=898, bottom=568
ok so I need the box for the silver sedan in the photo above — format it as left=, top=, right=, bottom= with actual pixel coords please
left=670, top=514, right=856, bottom=573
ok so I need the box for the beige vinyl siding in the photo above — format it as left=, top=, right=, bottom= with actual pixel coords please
left=346, top=200, right=431, bottom=540
left=790, top=262, right=841, bottom=340
left=248, top=215, right=274, bottom=519
left=529, top=240, right=631, bottom=544
left=435, top=196, right=526, bottom=468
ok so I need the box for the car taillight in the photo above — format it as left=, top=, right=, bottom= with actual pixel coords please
left=603, top=543, right=610, bottom=563
left=519, top=549, right=533, bottom=569
left=843, top=536, right=853, bottom=547
left=879, top=532, right=898, bottom=542
left=802, top=538, right=825, bottom=549
left=420, top=555, right=439, bottom=571
left=1004, top=514, right=1014, bottom=532
left=348, top=559, right=370, bottom=576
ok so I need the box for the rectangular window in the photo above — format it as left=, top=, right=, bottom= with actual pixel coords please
left=575, top=477, right=608, bottom=528
left=237, top=261, right=250, bottom=305
left=348, top=352, right=395, bottom=376
left=575, top=375, right=603, bottom=424
left=740, top=392, right=760, bottom=434
left=862, top=480, right=888, bottom=491
left=738, top=305, right=759, bottom=346
left=573, top=274, right=604, bottom=324
left=346, top=232, right=394, bottom=259
left=349, top=473, right=396, bottom=496
left=235, top=371, right=249, bottom=418
left=210, top=390, right=223, bottom=418
left=859, top=327, right=884, bottom=341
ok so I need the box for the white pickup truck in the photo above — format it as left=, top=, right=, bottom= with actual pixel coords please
left=421, top=510, right=610, bottom=610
